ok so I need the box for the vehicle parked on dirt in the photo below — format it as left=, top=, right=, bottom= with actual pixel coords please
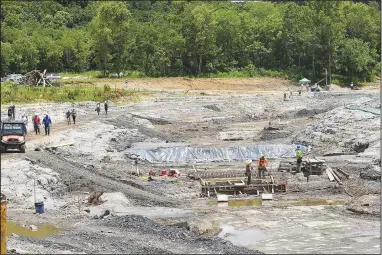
left=0, top=121, right=26, bottom=153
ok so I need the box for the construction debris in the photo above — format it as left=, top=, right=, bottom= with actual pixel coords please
left=87, top=192, right=104, bottom=205
left=17, top=70, right=60, bottom=86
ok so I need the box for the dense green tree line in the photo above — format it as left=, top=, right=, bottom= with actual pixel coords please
left=1, top=0, right=380, bottom=83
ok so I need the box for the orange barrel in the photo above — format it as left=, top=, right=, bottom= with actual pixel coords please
left=0, top=199, right=6, bottom=254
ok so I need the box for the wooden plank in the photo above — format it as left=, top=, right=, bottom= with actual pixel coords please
left=336, top=168, right=350, bottom=178
left=326, top=168, right=335, bottom=182
left=332, top=168, right=342, bottom=180
left=314, top=156, right=325, bottom=163
left=328, top=167, right=342, bottom=184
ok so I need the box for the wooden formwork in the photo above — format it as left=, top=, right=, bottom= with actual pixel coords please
left=200, top=175, right=285, bottom=197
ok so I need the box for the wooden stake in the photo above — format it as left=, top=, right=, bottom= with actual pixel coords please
left=33, top=178, right=36, bottom=204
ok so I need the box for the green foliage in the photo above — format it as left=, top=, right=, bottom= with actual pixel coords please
left=0, top=0, right=380, bottom=83
left=0, top=82, right=150, bottom=104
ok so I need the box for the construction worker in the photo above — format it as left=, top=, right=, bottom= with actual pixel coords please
left=245, top=160, right=253, bottom=185
left=32, top=113, right=41, bottom=135
left=104, top=101, right=108, bottom=115
left=148, top=170, right=154, bottom=181
left=42, top=114, right=52, bottom=136
left=257, top=155, right=268, bottom=179
left=296, top=145, right=303, bottom=173
left=71, top=108, right=77, bottom=124
left=350, top=82, right=354, bottom=90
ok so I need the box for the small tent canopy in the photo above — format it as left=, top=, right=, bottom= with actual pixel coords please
left=299, top=78, right=311, bottom=84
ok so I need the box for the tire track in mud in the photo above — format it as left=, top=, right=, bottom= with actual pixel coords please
left=25, top=150, right=176, bottom=207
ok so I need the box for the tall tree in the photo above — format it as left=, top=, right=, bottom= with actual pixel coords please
left=90, top=2, right=131, bottom=77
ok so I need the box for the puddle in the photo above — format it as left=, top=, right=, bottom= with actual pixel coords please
left=218, top=225, right=266, bottom=246
left=6, top=221, right=62, bottom=238
left=286, top=200, right=345, bottom=207
left=208, top=199, right=262, bottom=207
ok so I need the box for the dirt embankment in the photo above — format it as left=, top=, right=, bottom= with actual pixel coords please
left=66, top=77, right=295, bottom=93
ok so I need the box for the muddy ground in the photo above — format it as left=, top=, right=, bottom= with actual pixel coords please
left=1, top=79, right=380, bottom=254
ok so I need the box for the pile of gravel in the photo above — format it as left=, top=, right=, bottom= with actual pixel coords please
left=15, top=215, right=262, bottom=254
left=101, top=215, right=263, bottom=254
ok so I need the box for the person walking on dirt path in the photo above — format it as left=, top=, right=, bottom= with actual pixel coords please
left=96, top=103, right=101, bottom=115
left=257, top=155, right=268, bottom=179
left=296, top=145, right=303, bottom=173
left=104, top=101, right=108, bottom=115
left=10, top=102, right=15, bottom=120
left=22, top=114, right=28, bottom=134
left=71, top=108, right=77, bottom=124
left=7, top=105, right=13, bottom=120
left=42, top=114, right=52, bottom=136
left=66, top=110, right=71, bottom=125
left=32, top=113, right=41, bottom=135
left=245, top=160, right=253, bottom=185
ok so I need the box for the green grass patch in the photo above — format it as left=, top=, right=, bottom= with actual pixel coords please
left=191, top=68, right=289, bottom=79
left=0, top=82, right=152, bottom=105
left=59, top=70, right=147, bottom=79
left=58, top=71, right=101, bottom=78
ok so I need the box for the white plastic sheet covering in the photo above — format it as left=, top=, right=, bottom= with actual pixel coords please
left=126, top=144, right=306, bottom=163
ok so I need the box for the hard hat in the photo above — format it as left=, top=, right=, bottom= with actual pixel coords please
left=245, top=160, right=252, bottom=165
left=296, top=144, right=302, bottom=149
left=34, top=112, right=37, bottom=116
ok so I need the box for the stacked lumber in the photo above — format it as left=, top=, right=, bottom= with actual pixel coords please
left=326, top=167, right=343, bottom=185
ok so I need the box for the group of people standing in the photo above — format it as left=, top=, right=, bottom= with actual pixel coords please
left=245, top=156, right=269, bottom=185
left=96, top=101, right=108, bottom=115
left=66, top=109, right=77, bottom=125
left=244, top=145, right=303, bottom=185
left=32, top=113, right=52, bottom=136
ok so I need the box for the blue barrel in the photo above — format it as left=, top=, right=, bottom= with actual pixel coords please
left=35, top=202, right=45, bottom=214
left=311, top=87, right=316, bottom=92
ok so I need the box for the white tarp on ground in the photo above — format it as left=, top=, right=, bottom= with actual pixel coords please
left=125, top=144, right=306, bottom=163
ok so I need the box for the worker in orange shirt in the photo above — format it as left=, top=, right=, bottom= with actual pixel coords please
left=258, top=155, right=268, bottom=179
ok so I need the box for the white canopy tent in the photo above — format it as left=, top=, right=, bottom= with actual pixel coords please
left=298, top=78, right=311, bottom=85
